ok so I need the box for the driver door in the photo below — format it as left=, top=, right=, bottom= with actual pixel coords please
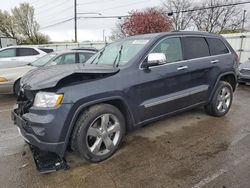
left=137, top=37, right=192, bottom=122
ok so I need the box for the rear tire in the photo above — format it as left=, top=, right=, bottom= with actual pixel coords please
left=71, top=104, right=125, bottom=162
left=205, top=81, right=233, bottom=117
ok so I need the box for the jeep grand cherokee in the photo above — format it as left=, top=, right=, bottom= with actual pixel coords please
left=12, top=31, right=238, bottom=170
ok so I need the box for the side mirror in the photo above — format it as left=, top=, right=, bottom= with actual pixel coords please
left=143, top=53, right=167, bottom=68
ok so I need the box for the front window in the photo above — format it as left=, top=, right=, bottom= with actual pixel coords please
left=0, top=48, right=16, bottom=58
left=87, top=39, right=150, bottom=66
left=151, top=37, right=183, bottom=63
left=31, top=53, right=57, bottom=67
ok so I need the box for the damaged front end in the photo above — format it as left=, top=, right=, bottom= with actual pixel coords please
left=12, top=64, right=119, bottom=173
left=12, top=90, right=69, bottom=173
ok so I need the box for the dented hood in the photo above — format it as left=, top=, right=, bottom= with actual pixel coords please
left=21, top=63, right=119, bottom=90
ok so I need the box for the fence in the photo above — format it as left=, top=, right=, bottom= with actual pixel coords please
left=222, top=32, right=250, bottom=63
left=32, top=41, right=106, bottom=51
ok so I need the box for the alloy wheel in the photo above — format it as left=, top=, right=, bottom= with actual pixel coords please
left=86, top=113, right=121, bottom=156
left=216, top=87, right=231, bottom=113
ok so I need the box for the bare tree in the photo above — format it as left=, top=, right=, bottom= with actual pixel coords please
left=0, top=11, right=17, bottom=38
left=161, top=0, right=195, bottom=30
left=192, top=0, right=244, bottom=33
left=109, top=22, right=126, bottom=41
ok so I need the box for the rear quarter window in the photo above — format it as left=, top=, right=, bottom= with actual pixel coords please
left=206, top=38, right=229, bottom=55
left=182, top=37, right=210, bottom=60
left=17, top=48, right=39, bottom=56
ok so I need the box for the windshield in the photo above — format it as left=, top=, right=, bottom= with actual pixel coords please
left=31, top=53, right=57, bottom=67
left=87, top=39, right=150, bottom=66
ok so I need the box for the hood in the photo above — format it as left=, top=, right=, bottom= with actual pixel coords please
left=239, top=60, right=250, bottom=70
left=0, top=61, right=29, bottom=69
left=21, top=63, right=120, bottom=90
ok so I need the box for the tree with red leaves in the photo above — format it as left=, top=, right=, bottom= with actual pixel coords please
left=121, top=8, right=172, bottom=36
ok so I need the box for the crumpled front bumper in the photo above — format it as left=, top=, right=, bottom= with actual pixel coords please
left=11, top=103, right=73, bottom=157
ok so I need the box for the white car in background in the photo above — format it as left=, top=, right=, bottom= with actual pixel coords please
left=0, top=46, right=53, bottom=68
left=0, top=50, right=96, bottom=95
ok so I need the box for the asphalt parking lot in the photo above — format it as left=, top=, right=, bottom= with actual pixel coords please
left=1, top=86, right=250, bottom=188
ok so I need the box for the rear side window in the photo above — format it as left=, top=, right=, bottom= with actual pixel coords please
left=206, top=38, right=229, bottom=55
left=182, top=37, right=210, bottom=60
left=18, top=48, right=39, bottom=56
left=55, top=53, right=76, bottom=64
left=79, top=52, right=94, bottom=63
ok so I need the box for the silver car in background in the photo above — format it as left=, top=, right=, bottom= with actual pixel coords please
left=0, top=50, right=96, bottom=95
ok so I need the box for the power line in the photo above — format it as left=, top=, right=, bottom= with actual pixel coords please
left=29, top=0, right=45, bottom=5
left=96, top=0, right=151, bottom=12
left=167, top=1, right=250, bottom=15
left=37, top=5, right=73, bottom=22
left=39, top=1, right=250, bottom=30
left=35, top=0, right=71, bottom=15
left=34, top=0, right=62, bottom=10
left=78, top=15, right=128, bottom=19
left=40, top=18, right=74, bottom=29
left=77, top=0, right=124, bottom=6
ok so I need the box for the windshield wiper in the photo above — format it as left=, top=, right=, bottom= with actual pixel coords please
left=90, top=46, right=106, bottom=64
left=113, top=45, right=123, bottom=67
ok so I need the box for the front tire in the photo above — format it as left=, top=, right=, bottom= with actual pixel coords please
left=71, top=104, right=125, bottom=162
left=205, top=81, right=233, bottom=117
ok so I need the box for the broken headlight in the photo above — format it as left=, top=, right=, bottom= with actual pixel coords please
left=33, top=92, right=63, bottom=108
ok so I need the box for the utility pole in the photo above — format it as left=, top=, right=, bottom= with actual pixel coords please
left=74, top=0, right=77, bottom=43
left=242, top=10, right=247, bottom=31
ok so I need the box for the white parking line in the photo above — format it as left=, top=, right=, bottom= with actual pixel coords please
left=192, top=152, right=250, bottom=188
left=0, top=109, right=12, bottom=113
left=231, top=128, right=250, bottom=146
left=192, top=169, right=227, bottom=188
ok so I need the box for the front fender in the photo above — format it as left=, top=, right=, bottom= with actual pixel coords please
left=61, top=95, right=135, bottom=155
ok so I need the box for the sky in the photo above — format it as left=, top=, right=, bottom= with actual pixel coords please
left=1, top=0, right=163, bottom=42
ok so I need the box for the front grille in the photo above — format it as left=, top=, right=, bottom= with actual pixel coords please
left=16, top=90, right=35, bottom=115
left=240, top=69, right=250, bottom=75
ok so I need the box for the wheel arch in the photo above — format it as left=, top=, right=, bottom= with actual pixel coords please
left=209, top=72, right=237, bottom=102
left=219, top=73, right=237, bottom=91
left=13, top=78, right=21, bottom=95
left=63, top=96, right=135, bottom=153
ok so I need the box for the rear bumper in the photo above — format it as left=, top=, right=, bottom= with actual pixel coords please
left=238, top=74, right=250, bottom=83
left=11, top=103, right=73, bottom=157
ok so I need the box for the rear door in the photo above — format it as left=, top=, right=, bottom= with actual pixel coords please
left=16, top=48, right=41, bottom=62
left=205, top=37, right=232, bottom=95
left=79, top=52, right=95, bottom=63
left=54, top=53, right=77, bottom=65
left=180, top=36, right=214, bottom=104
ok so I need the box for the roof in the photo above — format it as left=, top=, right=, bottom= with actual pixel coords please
left=125, top=31, right=220, bottom=40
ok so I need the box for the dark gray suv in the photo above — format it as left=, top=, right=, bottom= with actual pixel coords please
left=12, top=31, right=238, bottom=171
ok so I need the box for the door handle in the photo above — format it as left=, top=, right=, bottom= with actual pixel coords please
left=210, top=60, right=219, bottom=64
left=177, top=65, right=188, bottom=70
